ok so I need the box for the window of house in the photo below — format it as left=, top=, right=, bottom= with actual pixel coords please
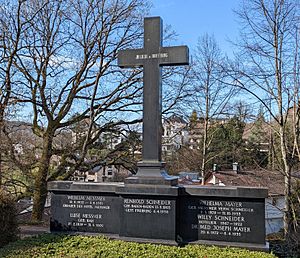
left=107, top=165, right=113, bottom=176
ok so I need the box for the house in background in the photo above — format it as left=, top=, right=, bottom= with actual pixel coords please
left=188, top=118, right=227, bottom=150
left=178, top=171, right=202, bottom=184
left=162, top=115, right=188, bottom=155
left=205, top=166, right=285, bottom=235
left=72, top=164, right=131, bottom=183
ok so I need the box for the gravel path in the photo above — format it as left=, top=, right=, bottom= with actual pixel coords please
left=19, top=225, right=49, bottom=239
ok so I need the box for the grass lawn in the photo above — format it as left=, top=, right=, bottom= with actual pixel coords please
left=0, top=234, right=276, bottom=258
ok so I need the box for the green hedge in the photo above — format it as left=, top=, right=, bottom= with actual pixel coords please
left=0, top=234, right=276, bottom=258
left=0, top=190, right=19, bottom=248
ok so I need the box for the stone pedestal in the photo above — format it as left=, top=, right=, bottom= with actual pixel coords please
left=48, top=181, right=269, bottom=251
left=125, top=161, right=178, bottom=186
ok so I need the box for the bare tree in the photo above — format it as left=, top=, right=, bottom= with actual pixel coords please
left=191, top=34, right=235, bottom=180
left=1, top=0, right=190, bottom=221
left=0, top=1, right=27, bottom=187
left=0, top=0, right=152, bottom=221
left=291, top=23, right=300, bottom=162
left=227, top=0, right=299, bottom=238
left=0, top=121, right=37, bottom=197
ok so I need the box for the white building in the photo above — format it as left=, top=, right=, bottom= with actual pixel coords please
left=162, top=115, right=188, bottom=155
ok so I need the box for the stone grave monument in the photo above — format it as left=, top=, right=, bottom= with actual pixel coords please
left=48, top=17, right=269, bottom=251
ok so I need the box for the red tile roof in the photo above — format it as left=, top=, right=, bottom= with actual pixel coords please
left=206, top=169, right=285, bottom=196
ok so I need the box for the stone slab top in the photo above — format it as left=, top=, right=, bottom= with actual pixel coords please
left=180, top=185, right=268, bottom=199
left=116, top=184, right=179, bottom=196
left=124, top=174, right=178, bottom=186
left=48, top=181, right=123, bottom=193
left=48, top=181, right=268, bottom=198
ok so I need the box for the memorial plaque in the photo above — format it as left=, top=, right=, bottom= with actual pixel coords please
left=120, top=196, right=177, bottom=240
left=179, top=197, right=265, bottom=244
left=50, top=193, right=120, bottom=234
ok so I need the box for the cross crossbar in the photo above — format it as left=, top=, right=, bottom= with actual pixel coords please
left=118, top=17, right=189, bottom=180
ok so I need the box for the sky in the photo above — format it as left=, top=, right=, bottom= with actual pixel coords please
left=150, top=0, right=241, bottom=56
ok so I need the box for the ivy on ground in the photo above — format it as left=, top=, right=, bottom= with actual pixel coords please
left=0, top=234, right=276, bottom=258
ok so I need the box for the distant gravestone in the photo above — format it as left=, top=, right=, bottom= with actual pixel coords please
left=49, top=16, right=269, bottom=251
left=118, top=17, right=188, bottom=184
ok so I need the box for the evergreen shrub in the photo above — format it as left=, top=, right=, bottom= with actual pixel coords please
left=0, top=189, right=19, bottom=247
left=0, top=234, right=276, bottom=257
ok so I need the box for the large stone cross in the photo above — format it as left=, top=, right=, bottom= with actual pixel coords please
left=118, top=17, right=189, bottom=183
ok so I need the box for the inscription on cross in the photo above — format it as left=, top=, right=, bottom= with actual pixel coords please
left=118, top=17, right=189, bottom=182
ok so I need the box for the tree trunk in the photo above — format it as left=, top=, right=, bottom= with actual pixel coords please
left=0, top=152, right=2, bottom=187
left=31, top=132, right=53, bottom=221
left=268, top=130, right=275, bottom=170
left=0, top=119, right=3, bottom=187
left=201, top=117, right=208, bottom=184
left=279, top=126, right=292, bottom=237
left=201, top=80, right=210, bottom=184
left=292, top=103, right=300, bottom=161
left=284, top=170, right=292, bottom=236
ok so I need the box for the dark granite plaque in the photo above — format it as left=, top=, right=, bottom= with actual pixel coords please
left=50, top=192, right=120, bottom=234
left=120, top=196, right=177, bottom=240
left=179, top=197, right=265, bottom=244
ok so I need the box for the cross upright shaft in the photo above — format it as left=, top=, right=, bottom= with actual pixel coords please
left=118, top=17, right=189, bottom=179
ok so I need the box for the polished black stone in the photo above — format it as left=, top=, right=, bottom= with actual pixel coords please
left=49, top=182, right=268, bottom=250
left=182, top=185, right=268, bottom=198
left=119, top=195, right=177, bottom=241
left=49, top=182, right=121, bottom=234
left=118, top=17, right=189, bottom=180
left=50, top=192, right=120, bottom=234
left=117, top=184, right=179, bottom=241
left=179, top=196, right=265, bottom=244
